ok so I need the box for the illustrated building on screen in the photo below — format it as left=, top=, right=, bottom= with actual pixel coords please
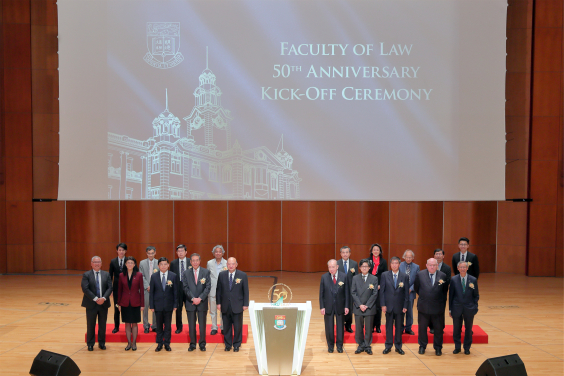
left=107, top=62, right=301, bottom=200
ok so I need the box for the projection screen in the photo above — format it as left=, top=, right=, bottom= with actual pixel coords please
left=58, top=0, right=507, bottom=201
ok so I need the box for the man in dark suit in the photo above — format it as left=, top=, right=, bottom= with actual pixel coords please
left=108, top=243, right=128, bottom=333
left=429, top=248, right=451, bottom=334
left=150, top=257, right=178, bottom=352
left=399, top=250, right=419, bottom=335
left=337, top=246, right=357, bottom=333
left=380, top=257, right=410, bottom=355
left=216, top=257, right=249, bottom=352
left=449, top=261, right=479, bottom=355
left=319, top=259, right=350, bottom=353
left=350, top=258, right=378, bottom=355
left=82, top=256, right=112, bottom=351
left=169, top=244, right=188, bottom=333
left=182, top=253, right=211, bottom=352
left=414, top=258, right=449, bottom=356
left=451, top=237, right=480, bottom=279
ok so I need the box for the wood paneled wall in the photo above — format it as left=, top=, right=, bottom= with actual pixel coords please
left=0, top=0, right=562, bottom=275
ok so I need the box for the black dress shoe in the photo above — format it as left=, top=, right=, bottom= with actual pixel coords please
left=152, top=328, right=157, bottom=332
left=112, top=328, right=119, bottom=334
left=155, top=344, right=163, bottom=352
left=225, top=346, right=231, bottom=351
left=200, top=346, right=206, bottom=351
left=435, top=349, right=442, bottom=356
left=98, top=344, right=106, bottom=350
left=144, top=328, right=149, bottom=334
left=233, top=346, right=239, bottom=352
left=165, top=345, right=171, bottom=351
left=328, top=348, right=334, bottom=353
left=175, top=329, right=183, bottom=334
left=383, top=348, right=391, bottom=354
left=429, top=329, right=435, bottom=334
left=355, top=347, right=363, bottom=354
left=396, top=348, right=405, bottom=355
left=337, top=347, right=343, bottom=353
left=188, top=346, right=196, bottom=352
left=404, top=330, right=415, bottom=335
left=345, top=327, right=353, bottom=333
left=210, top=329, right=218, bottom=335
left=453, top=348, right=461, bottom=354
left=87, top=346, right=94, bottom=351
left=125, top=344, right=131, bottom=351
left=365, top=348, right=373, bottom=355
left=464, top=349, right=471, bottom=355
left=418, top=347, right=425, bottom=354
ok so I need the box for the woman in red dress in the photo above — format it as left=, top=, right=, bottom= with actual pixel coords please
left=117, top=256, right=144, bottom=350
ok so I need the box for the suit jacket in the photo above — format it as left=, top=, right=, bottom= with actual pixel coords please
left=149, top=271, right=178, bottom=312
left=109, top=257, right=126, bottom=291
left=118, top=272, right=145, bottom=307
left=337, top=258, right=357, bottom=309
left=182, top=267, right=211, bottom=312
left=368, top=257, right=388, bottom=286
left=350, top=273, right=378, bottom=316
left=319, top=272, right=349, bottom=315
left=81, top=269, right=112, bottom=309
left=170, top=258, right=189, bottom=305
left=216, top=270, right=250, bottom=314
left=399, top=261, right=420, bottom=301
left=207, top=258, right=227, bottom=297
left=139, top=258, right=158, bottom=290
left=449, top=274, right=479, bottom=317
left=414, top=270, right=449, bottom=315
left=438, top=262, right=452, bottom=303
left=379, top=271, right=410, bottom=314
left=452, top=251, right=480, bottom=279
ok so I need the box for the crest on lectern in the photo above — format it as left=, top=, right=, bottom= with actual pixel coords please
left=274, top=315, right=287, bottom=330
left=268, top=283, right=293, bottom=306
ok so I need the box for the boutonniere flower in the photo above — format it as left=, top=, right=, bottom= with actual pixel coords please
left=338, top=281, right=344, bottom=287
left=200, top=278, right=206, bottom=284
left=166, top=280, right=173, bottom=287
left=467, top=262, right=472, bottom=267
left=438, top=279, right=444, bottom=285
left=469, top=283, right=475, bottom=289
left=368, top=284, right=374, bottom=289
left=350, top=268, right=355, bottom=273
left=223, top=267, right=228, bottom=271
left=189, top=266, right=193, bottom=269
left=235, top=278, right=241, bottom=284
left=153, top=268, right=158, bottom=273
left=398, top=282, right=404, bottom=288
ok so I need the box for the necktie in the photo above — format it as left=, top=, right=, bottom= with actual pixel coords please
left=333, top=275, right=336, bottom=284
left=150, top=260, right=153, bottom=274
left=364, top=275, right=367, bottom=282
left=119, top=259, right=123, bottom=271
left=95, top=272, right=101, bottom=297
left=461, top=254, right=465, bottom=262
left=344, top=261, right=348, bottom=273
left=180, top=260, right=185, bottom=281
left=406, top=263, right=411, bottom=275
left=394, top=273, right=397, bottom=288
left=462, top=277, right=466, bottom=293
left=162, top=273, right=166, bottom=291
left=229, top=273, right=233, bottom=290
left=430, top=273, right=434, bottom=285
left=194, top=269, right=198, bottom=283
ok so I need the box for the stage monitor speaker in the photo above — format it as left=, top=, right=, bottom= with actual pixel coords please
left=476, top=354, right=527, bottom=376
left=29, top=350, right=81, bottom=376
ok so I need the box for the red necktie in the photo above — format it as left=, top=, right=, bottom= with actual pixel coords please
left=333, top=275, right=336, bottom=284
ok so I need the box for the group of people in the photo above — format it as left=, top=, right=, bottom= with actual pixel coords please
left=81, top=244, right=249, bottom=352
left=319, top=238, right=480, bottom=356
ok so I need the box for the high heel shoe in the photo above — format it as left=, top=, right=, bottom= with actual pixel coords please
left=125, top=344, right=132, bottom=351
left=132, top=343, right=137, bottom=351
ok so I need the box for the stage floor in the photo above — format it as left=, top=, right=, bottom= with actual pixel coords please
left=0, top=272, right=562, bottom=375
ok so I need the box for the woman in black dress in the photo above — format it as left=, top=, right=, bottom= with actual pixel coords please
left=117, top=256, right=144, bottom=350
left=367, top=243, right=388, bottom=333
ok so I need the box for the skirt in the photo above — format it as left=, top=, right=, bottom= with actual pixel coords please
left=121, top=305, right=141, bottom=323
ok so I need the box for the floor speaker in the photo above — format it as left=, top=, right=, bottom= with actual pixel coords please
left=475, top=354, right=527, bottom=376
left=29, top=350, right=81, bottom=376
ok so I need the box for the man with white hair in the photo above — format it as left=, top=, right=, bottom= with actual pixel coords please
left=399, top=249, right=419, bottom=335
left=414, top=258, right=448, bottom=356
left=82, top=256, right=112, bottom=351
left=319, top=259, right=350, bottom=353
left=207, top=245, right=227, bottom=335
